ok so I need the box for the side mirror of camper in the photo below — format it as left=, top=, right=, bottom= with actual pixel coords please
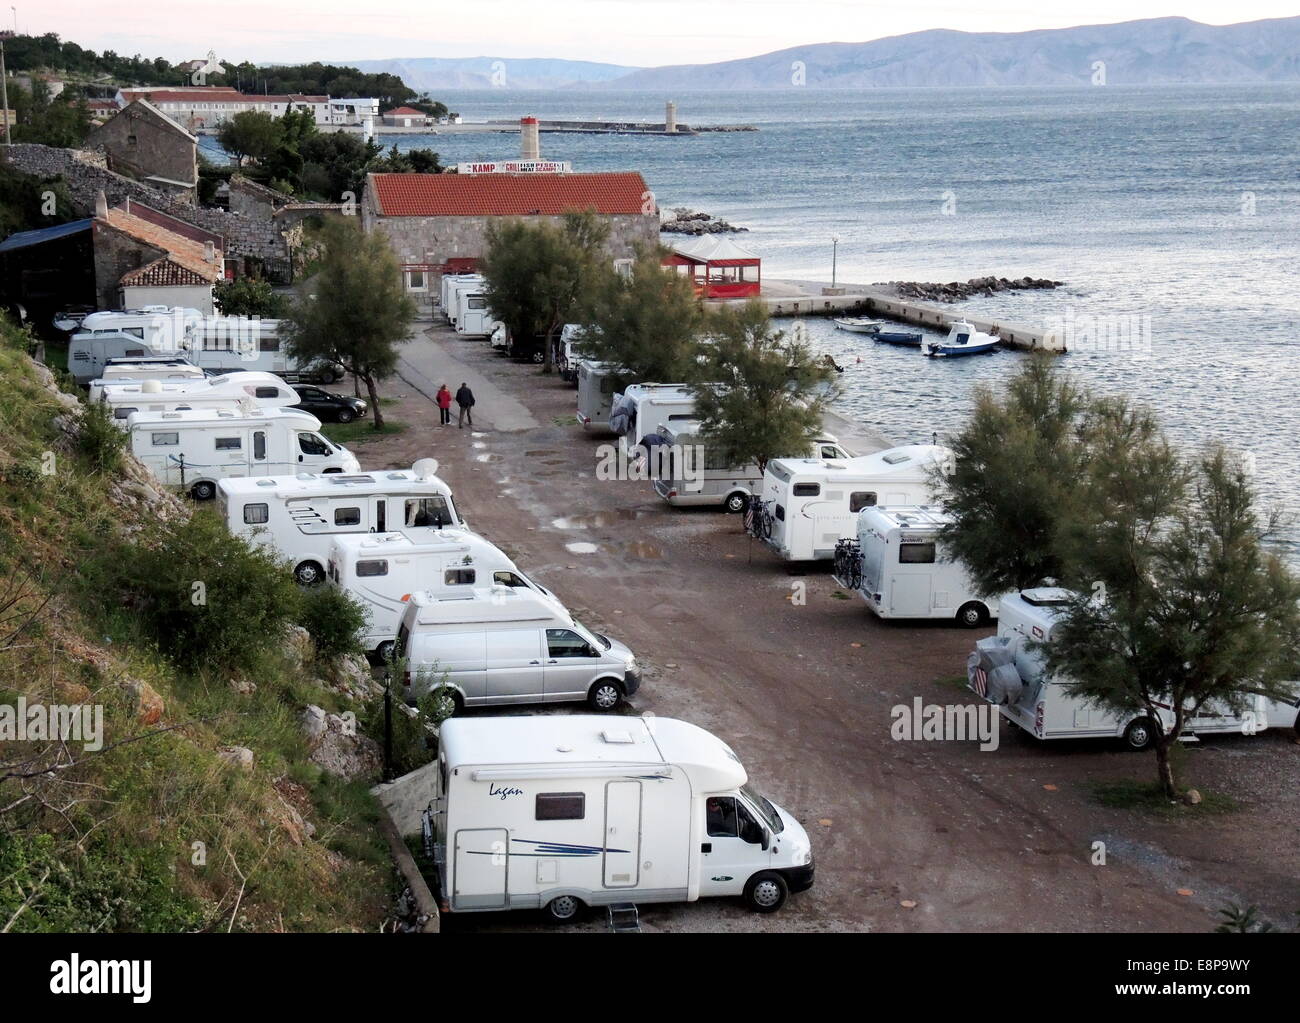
left=740, top=819, right=765, bottom=847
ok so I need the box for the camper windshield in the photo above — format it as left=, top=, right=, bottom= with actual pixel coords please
left=741, top=783, right=785, bottom=834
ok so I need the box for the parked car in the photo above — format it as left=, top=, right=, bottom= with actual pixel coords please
left=292, top=385, right=368, bottom=423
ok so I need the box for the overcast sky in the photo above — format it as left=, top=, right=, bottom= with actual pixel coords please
left=15, top=3, right=1295, bottom=66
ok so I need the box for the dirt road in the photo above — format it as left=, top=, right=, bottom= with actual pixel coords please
left=351, top=324, right=1299, bottom=932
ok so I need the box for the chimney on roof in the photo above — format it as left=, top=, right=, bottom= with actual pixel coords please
left=204, top=240, right=216, bottom=264
left=94, top=190, right=108, bottom=219
left=520, top=115, right=540, bottom=161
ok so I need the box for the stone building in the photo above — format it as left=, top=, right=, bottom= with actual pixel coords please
left=85, top=100, right=199, bottom=201
left=360, top=170, right=658, bottom=313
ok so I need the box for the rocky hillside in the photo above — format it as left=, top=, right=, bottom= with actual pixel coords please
left=0, top=318, right=409, bottom=932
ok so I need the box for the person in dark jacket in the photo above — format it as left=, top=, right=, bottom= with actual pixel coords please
left=455, top=382, right=475, bottom=428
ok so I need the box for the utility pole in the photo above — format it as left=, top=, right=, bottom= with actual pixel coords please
left=831, top=236, right=839, bottom=290
left=1, top=36, right=11, bottom=147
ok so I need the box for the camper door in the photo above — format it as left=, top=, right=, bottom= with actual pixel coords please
left=453, top=827, right=509, bottom=910
left=698, top=793, right=771, bottom=897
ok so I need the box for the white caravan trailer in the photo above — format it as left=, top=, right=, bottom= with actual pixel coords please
left=836, top=506, right=1001, bottom=626
left=752, top=445, right=952, bottom=561
left=217, top=461, right=461, bottom=585
left=613, top=383, right=696, bottom=446
left=397, top=587, right=640, bottom=712
left=444, top=276, right=486, bottom=327
left=439, top=273, right=481, bottom=321
left=971, top=588, right=1269, bottom=749
left=455, top=294, right=502, bottom=338
left=575, top=360, right=627, bottom=432
left=652, top=420, right=853, bottom=513
left=67, top=307, right=201, bottom=383
left=128, top=407, right=359, bottom=501
left=327, top=531, right=560, bottom=659
left=424, top=715, right=814, bottom=920
left=99, top=371, right=300, bottom=425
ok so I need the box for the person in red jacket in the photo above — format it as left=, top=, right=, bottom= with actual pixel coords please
left=435, top=384, right=452, bottom=426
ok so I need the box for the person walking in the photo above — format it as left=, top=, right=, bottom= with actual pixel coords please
left=455, top=382, right=476, bottom=429
left=435, top=384, right=452, bottom=426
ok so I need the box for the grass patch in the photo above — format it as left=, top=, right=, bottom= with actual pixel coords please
left=1091, top=779, right=1239, bottom=816
left=321, top=419, right=408, bottom=445
left=934, top=673, right=974, bottom=693
left=551, top=415, right=578, bottom=428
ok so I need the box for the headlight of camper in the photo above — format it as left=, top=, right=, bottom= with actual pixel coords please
left=625, top=656, right=639, bottom=675
left=795, top=848, right=812, bottom=866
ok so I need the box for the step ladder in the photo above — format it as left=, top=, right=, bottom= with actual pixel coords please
left=606, top=903, right=641, bottom=933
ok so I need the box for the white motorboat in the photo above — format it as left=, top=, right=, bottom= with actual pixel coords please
left=922, top=320, right=1000, bottom=358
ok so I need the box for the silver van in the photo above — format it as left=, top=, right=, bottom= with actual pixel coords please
left=397, top=586, right=640, bottom=712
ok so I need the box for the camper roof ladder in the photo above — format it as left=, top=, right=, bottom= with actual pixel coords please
left=607, top=903, right=641, bottom=933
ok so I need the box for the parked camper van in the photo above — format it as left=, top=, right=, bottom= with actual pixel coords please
left=971, top=588, right=1269, bottom=749
left=128, top=407, right=359, bottom=501
left=397, top=587, right=639, bottom=712
left=422, top=715, right=814, bottom=920
left=653, top=420, right=853, bottom=513
left=613, top=383, right=696, bottom=446
left=99, top=371, right=300, bottom=425
left=575, top=360, right=627, bottom=432
left=328, top=531, right=560, bottom=660
left=444, top=276, right=486, bottom=328
left=834, top=506, right=1000, bottom=626
left=68, top=311, right=341, bottom=384
left=217, top=461, right=461, bottom=585
left=456, top=294, right=502, bottom=338
left=558, top=324, right=591, bottom=384
left=750, top=445, right=952, bottom=561
left=88, top=357, right=207, bottom=400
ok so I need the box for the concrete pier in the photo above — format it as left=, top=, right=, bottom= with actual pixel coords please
left=734, top=280, right=1065, bottom=353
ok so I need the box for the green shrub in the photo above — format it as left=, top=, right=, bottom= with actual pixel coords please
left=297, top=585, right=367, bottom=661
left=76, top=401, right=127, bottom=476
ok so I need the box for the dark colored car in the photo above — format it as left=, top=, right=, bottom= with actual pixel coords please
left=292, top=385, right=368, bottom=423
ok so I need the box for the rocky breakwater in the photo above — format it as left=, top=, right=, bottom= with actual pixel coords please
left=660, top=207, right=749, bottom=235
left=885, top=276, right=1063, bottom=303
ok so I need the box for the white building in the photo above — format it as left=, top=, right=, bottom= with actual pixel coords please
left=115, top=87, right=379, bottom=130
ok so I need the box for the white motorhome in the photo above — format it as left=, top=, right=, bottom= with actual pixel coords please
left=455, top=294, right=502, bottom=338
left=613, top=383, right=696, bottom=446
left=68, top=310, right=341, bottom=384
left=419, top=715, right=814, bottom=920
left=128, top=407, right=359, bottom=501
left=575, top=360, right=627, bottom=433
left=835, top=506, right=1000, bottom=626
left=444, top=276, right=486, bottom=327
left=397, top=587, right=640, bottom=712
left=971, top=588, right=1270, bottom=749
left=217, top=461, right=461, bottom=585
left=88, top=357, right=206, bottom=400
left=653, top=420, right=852, bottom=514
left=328, top=531, right=560, bottom=660
left=751, top=445, right=952, bottom=561
left=99, top=371, right=300, bottom=425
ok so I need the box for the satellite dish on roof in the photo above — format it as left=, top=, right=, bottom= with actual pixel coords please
left=413, top=458, right=440, bottom=480
left=141, top=379, right=163, bottom=393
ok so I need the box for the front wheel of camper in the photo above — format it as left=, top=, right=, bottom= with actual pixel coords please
left=294, top=560, right=325, bottom=587
left=375, top=640, right=396, bottom=663
left=542, top=895, right=583, bottom=924
left=588, top=680, right=624, bottom=712
left=956, top=602, right=987, bottom=628
left=190, top=480, right=216, bottom=501
left=724, top=492, right=748, bottom=514
left=744, top=872, right=788, bottom=913
left=1123, top=718, right=1158, bottom=752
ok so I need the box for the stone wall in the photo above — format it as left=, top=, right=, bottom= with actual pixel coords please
left=1, top=144, right=295, bottom=281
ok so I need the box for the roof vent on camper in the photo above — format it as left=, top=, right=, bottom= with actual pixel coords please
left=412, top=458, right=440, bottom=480
left=882, top=452, right=913, bottom=465
left=555, top=745, right=574, bottom=753
left=255, top=479, right=276, bottom=487
left=1021, top=588, right=1072, bottom=607
left=141, top=379, right=163, bottom=394
left=601, top=729, right=635, bottom=745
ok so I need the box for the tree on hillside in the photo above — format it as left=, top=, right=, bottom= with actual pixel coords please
left=480, top=211, right=609, bottom=373
left=935, top=356, right=1092, bottom=596
left=576, top=245, right=707, bottom=383
left=10, top=80, right=91, bottom=148
left=284, top=218, right=415, bottom=429
left=217, top=110, right=281, bottom=167
left=689, top=302, right=836, bottom=474
left=1043, top=440, right=1300, bottom=798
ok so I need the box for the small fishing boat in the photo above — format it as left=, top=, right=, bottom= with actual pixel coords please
left=873, top=330, right=923, bottom=346
left=921, top=320, right=1000, bottom=358
left=833, top=317, right=883, bottom=334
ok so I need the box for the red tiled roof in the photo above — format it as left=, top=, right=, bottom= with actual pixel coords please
left=384, top=106, right=425, bottom=117
left=120, top=88, right=327, bottom=105
left=98, top=207, right=223, bottom=284
left=120, top=257, right=212, bottom=288
left=370, top=172, right=651, bottom=218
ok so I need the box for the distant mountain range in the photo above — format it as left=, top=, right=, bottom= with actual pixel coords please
left=356, top=17, right=1300, bottom=91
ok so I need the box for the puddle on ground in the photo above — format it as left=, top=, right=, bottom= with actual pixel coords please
left=472, top=432, right=487, bottom=438
left=542, top=458, right=568, bottom=466
left=475, top=453, right=503, bottom=463
left=622, top=540, right=663, bottom=559
left=524, top=450, right=555, bottom=457
left=565, top=542, right=599, bottom=554
left=551, top=510, right=652, bottom=529
left=473, top=442, right=487, bottom=450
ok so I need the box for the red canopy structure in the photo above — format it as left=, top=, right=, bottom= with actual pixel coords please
left=665, top=235, right=761, bottom=299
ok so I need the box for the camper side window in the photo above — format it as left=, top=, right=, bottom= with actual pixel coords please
left=151, top=432, right=179, bottom=446
left=535, top=793, right=585, bottom=821
left=298, top=434, right=330, bottom=456
left=793, top=483, right=820, bottom=497
left=899, top=542, right=936, bottom=564
left=849, top=492, right=878, bottom=512
left=444, top=568, right=476, bottom=585
left=333, top=507, right=361, bottom=526
left=355, top=560, right=388, bottom=577
left=243, top=503, right=269, bottom=524
left=405, top=497, right=453, bottom=528
left=114, top=407, right=137, bottom=420
left=706, top=796, right=739, bottom=837
left=215, top=437, right=242, bottom=451
left=254, top=387, right=281, bottom=398
left=493, top=571, right=527, bottom=588
left=546, top=629, right=595, bottom=659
